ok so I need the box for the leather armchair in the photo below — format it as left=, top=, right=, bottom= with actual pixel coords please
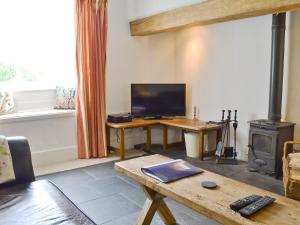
left=7, top=136, right=35, bottom=184
left=0, top=136, right=35, bottom=188
left=0, top=137, right=96, bottom=225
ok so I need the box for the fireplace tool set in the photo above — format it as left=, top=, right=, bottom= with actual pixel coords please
left=214, top=110, right=238, bottom=164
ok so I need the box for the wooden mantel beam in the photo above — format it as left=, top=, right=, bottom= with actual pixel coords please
left=130, top=0, right=300, bottom=36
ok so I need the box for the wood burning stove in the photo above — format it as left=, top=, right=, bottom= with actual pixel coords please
left=248, top=13, right=295, bottom=178
left=248, top=120, right=294, bottom=178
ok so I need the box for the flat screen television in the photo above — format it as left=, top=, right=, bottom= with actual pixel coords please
left=131, top=83, right=186, bottom=118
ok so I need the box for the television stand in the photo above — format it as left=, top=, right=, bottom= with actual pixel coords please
left=106, top=118, right=223, bottom=160
left=144, top=116, right=173, bottom=120
left=144, top=116, right=162, bottom=120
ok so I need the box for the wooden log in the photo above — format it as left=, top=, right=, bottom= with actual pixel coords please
left=130, top=0, right=300, bottom=36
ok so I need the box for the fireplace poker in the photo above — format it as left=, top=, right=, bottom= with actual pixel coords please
left=233, top=110, right=238, bottom=160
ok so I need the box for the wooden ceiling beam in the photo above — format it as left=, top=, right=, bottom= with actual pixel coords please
left=130, top=0, right=300, bottom=36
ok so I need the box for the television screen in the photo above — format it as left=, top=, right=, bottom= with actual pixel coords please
left=131, top=84, right=186, bottom=117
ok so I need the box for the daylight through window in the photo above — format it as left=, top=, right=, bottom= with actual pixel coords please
left=0, top=0, right=76, bottom=91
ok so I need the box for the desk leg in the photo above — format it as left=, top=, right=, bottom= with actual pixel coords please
left=216, top=127, right=222, bottom=144
left=146, top=126, right=151, bottom=151
left=120, top=128, right=125, bottom=160
left=199, top=131, right=204, bottom=160
left=136, top=186, right=176, bottom=225
left=163, top=126, right=168, bottom=150
left=181, top=129, right=185, bottom=143
left=106, top=126, right=111, bottom=155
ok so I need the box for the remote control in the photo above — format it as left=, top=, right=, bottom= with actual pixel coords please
left=230, top=195, right=262, bottom=212
left=239, top=196, right=275, bottom=218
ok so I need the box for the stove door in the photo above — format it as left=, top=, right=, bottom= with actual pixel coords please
left=249, top=128, right=278, bottom=156
left=248, top=128, right=279, bottom=173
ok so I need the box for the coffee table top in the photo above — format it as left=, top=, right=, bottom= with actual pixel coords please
left=115, top=154, right=300, bottom=225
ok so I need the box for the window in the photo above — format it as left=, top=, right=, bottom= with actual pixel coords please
left=0, top=0, right=76, bottom=91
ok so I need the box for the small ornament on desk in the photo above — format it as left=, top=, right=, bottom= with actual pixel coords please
left=193, top=106, right=197, bottom=120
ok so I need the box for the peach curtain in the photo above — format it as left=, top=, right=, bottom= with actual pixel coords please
left=75, top=0, right=107, bottom=158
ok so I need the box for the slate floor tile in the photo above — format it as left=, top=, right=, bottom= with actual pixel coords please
left=79, top=194, right=141, bottom=224
left=166, top=198, right=209, bottom=222
left=61, top=184, right=104, bottom=204
left=161, top=210, right=214, bottom=225
left=117, top=174, right=140, bottom=188
left=83, top=164, right=116, bottom=179
left=101, top=211, right=140, bottom=225
left=82, top=176, right=122, bottom=189
left=119, top=185, right=146, bottom=207
left=86, top=178, right=137, bottom=198
left=38, top=169, right=95, bottom=190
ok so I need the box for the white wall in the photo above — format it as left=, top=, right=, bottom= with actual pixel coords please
left=13, top=89, right=56, bottom=112
left=106, top=0, right=181, bottom=148
left=4, top=1, right=299, bottom=165
left=122, top=1, right=300, bottom=160
left=118, top=0, right=271, bottom=158
left=286, top=11, right=300, bottom=141
left=107, top=0, right=178, bottom=114
left=174, top=16, right=272, bottom=159
left=127, top=0, right=203, bottom=20
left=173, top=12, right=300, bottom=160
left=0, top=89, right=77, bottom=168
left=0, top=112, right=77, bottom=167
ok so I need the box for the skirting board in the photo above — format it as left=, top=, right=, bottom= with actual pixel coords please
left=31, top=145, right=77, bottom=168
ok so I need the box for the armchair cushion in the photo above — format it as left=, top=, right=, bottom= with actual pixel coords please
left=288, top=153, right=300, bottom=181
left=0, top=136, right=15, bottom=184
left=289, top=153, right=300, bottom=170
left=0, top=91, right=15, bottom=115
left=283, top=141, right=300, bottom=200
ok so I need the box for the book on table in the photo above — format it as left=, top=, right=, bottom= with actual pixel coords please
left=141, top=159, right=203, bottom=183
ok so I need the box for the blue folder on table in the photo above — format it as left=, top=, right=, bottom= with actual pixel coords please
left=141, top=159, right=203, bottom=183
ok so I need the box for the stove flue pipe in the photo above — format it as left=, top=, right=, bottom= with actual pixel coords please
left=268, top=13, right=286, bottom=122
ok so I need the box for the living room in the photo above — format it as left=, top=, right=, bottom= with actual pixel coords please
left=1, top=0, right=300, bottom=225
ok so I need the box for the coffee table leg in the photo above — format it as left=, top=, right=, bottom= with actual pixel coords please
left=156, top=200, right=176, bottom=225
left=120, top=128, right=125, bottom=160
left=136, top=186, right=176, bottom=225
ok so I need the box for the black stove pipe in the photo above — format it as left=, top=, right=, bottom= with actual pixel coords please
left=268, top=13, right=286, bottom=122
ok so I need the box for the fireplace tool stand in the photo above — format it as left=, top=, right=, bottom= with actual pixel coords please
left=215, top=110, right=238, bottom=165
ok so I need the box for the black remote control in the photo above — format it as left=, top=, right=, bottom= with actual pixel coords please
left=230, top=195, right=262, bottom=212
left=239, top=196, right=275, bottom=218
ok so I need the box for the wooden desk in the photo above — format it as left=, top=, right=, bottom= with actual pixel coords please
left=159, top=118, right=222, bottom=159
left=106, top=118, right=222, bottom=160
left=115, top=154, right=300, bottom=225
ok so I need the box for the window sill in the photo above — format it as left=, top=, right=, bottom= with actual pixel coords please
left=0, top=109, right=76, bottom=124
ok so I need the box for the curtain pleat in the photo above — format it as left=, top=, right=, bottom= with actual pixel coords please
left=75, top=0, right=108, bottom=158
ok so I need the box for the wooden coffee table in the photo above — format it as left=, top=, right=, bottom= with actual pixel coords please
left=115, top=154, right=300, bottom=225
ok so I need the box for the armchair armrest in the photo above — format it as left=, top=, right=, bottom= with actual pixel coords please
left=7, top=136, right=35, bottom=184
left=283, top=141, right=300, bottom=159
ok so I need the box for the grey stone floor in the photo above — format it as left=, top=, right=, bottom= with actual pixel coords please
left=38, top=145, right=283, bottom=225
